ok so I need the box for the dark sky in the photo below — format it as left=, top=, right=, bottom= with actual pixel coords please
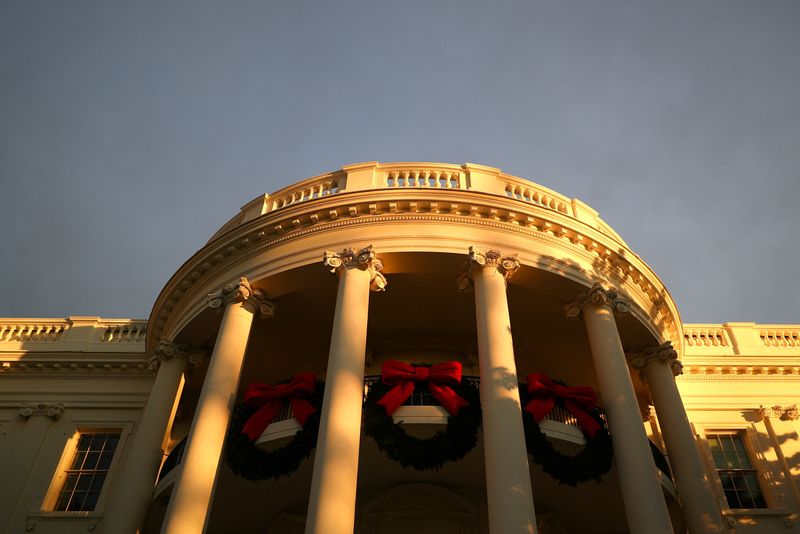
left=1, top=1, right=798, bottom=324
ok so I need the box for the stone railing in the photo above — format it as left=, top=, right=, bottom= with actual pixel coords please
left=384, top=167, right=464, bottom=189
left=0, top=321, right=68, bottom=343
left=760, top=328, right=800, bottom=347
left=0, top=317, right=147, bottom=350
left=270, top=177, right=340, bottom=211
left=684, top=326, right=730, bottom=347
left=210, top=162, right=619, bottom=243
left=502, top=175, right=570, bottom=214
left=102, top=323, right=147, bottom=343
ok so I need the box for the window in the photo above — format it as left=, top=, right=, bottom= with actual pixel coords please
left=707, top=432, right=767, bottom=509
left=53, top=432, right=120, bottom=512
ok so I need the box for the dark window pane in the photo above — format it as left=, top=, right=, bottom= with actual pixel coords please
left=76, top=435, right=92, bottom=451
left=55, top=491, right=72, bottom=511
left=97, top=452, right=113, bottom=469
left=67, top=492, right=86, bottom=511
left=83, top=491, right=100, bottom=511
left=83, top=452, right=100, bottom=470
left=76, top=474, right=92, bottom=491
left=62, top=474, right=78, bottom=491
left=719, top=473, right=735, bottom=490
left=90, top=474, right=106, bottom=491
left=70, top=450, right=88, bottom=470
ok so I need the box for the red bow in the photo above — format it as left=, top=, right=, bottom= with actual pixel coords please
left=376, top=360, right=469, bottom=416
left=524, top=373, right=601, bottom=438
left=241, top=373, right=317, bottom=441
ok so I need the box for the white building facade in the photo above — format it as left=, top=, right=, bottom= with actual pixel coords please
left=1, top=162, right=798, bottom=533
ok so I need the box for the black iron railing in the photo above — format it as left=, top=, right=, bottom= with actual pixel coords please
left=362, top=375, right=480, bottom=406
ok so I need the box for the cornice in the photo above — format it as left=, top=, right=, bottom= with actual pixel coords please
left=148, top=189, right=682, bottom=351
left=0, top=359, right=150, bottom=378
left=679, top=364, right=800, bottom=379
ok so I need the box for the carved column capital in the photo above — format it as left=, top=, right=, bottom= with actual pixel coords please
left=627, top=341, right=683, bottom=376
left=457, top=246, right=520, bottom=291
left=207, top=277, right=276, bottom=316
left=759, top=404, right=799, bottom=421
left=564, top=282, right=630, bottom=319
left=323, top=244, right=387, bottom=291
left=19, top=403, right=64, bottom=420
left=148, top=339, right=206, bottom=371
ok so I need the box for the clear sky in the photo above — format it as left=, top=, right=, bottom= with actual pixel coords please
left=1, top=1, right=798, bottom=324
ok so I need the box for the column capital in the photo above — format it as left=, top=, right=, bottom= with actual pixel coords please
left=564, top=282, right=630, bottom=319
left=627, top=341, right=683, bottom=376
left=148, top=339, right=206, bottom=371
left=759, top=404, right=799, bottom=421
left=207, top=277, right=276, bottom=316
left=457, top=246, right=519, bottom=291
left=322, top=244, right=387, bottom=291
left=19, top=403, right=64, bottom=420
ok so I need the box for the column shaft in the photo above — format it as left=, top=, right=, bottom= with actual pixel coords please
left=104, top=356, right=187, bottom=534
left=473, top=266, right=536, bottom=534
left=305, top=266, right=372, bottom=534
left=161, top=301, right=255, bottom=534
left=583, top=304, right=673, bottom=534
left=645, top=358, right=724, bottom=533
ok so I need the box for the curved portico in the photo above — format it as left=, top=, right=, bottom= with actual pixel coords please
left=115, top=162, right=722, bottom=534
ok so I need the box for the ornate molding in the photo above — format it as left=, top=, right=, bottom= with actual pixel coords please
left=457, top=246, right=519, bottom=290
left=148, top=339, right=205, bottom=371
left=563, top=282, right=630, bottom=319
left=628, top=341, right=683, bottom=376
left=150, top=204, right=682, bottom=348
left=323, top=244, right=387, bottom=291
left=19, top=403, right=64, bottom=420
left=207, top=277, right=276, bottom=316
left=759, top=404, right=799, bottom=421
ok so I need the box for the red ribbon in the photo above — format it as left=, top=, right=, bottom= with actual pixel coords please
left=524, top=373, right=601, bottom=438
left=376, top=360, right=469, bottom=416
left=241, top=372, right=317, bottom=441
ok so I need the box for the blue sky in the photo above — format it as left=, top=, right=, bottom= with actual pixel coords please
left=1, top=1, right=798, bottom=323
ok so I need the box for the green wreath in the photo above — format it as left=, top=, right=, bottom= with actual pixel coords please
left=225, top=380, right=324, bottom=480
left=362, top=379, right=481, bottom=470
left=520, top=385, right=613, bottom=486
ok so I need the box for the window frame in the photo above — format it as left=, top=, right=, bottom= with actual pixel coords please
left=41, top=426, right=127, bottom=514
left=696, top=424, right=780, bottom=513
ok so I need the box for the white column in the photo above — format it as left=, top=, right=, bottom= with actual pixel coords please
left=630, top=342, right=725, bottom=533
left=565, top=284, right=673, bottom=534
left=161, top=278, right=274, bottom=534
left=102, top=341, right=202, bottom=534
left=460, top=247, right=536, bottom=534
left=305, top=245, right=386, bottom=534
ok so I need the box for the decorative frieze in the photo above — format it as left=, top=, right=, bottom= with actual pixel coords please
left=457, top=246, right=519, bottom=291
left=148, top=339, right=205, bottom=371
left=323, top=245, right=387, bottom=291
left=19, top=403, right=64, bottom=420
left=207, top=277, right=276, bottom=316
left=628, top=341, right=683, bottom=377
left=563, top=283, right=630, bottom=319
left=149, top=196, right=681, bottom=345
left=0, top=359, right=150, bottom=377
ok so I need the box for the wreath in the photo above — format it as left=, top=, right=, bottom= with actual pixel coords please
left=362, top=361, right=481, bottom=471
left=225, top=378, right=324, bottom=480
left=520, top=375, right=613, bottom=486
